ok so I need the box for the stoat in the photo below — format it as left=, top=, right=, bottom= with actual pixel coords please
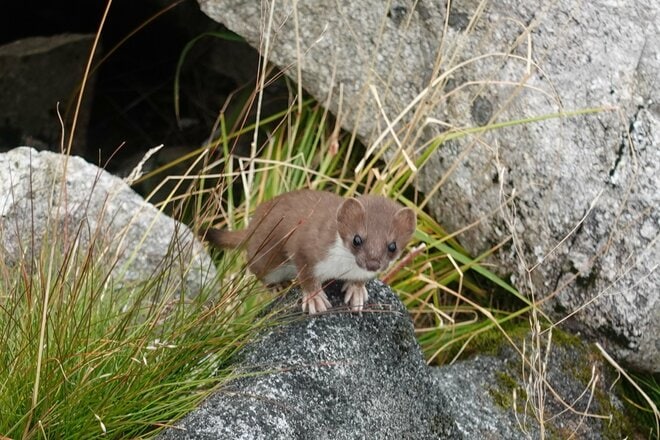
left=205, top=189, right=416, bottom=314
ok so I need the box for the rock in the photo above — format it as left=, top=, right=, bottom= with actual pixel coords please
left=0, top=35, right=96, bottom=155
left=0, top=147, right=215, bottom=297
left=198, top=0, right=660, bottom=371
left=159, top=280, right=459, bottom=439
left=416, top=0, right=660, bottom=373
left=434, top=356, right=537, bottom=440
left=434, top=330, right=637, bottom=439
left=159, top=282, right=638, bottom=439
left=198, top=0, right=437, bottom=142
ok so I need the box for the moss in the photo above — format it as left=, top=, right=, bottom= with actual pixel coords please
left=452, top=319, right=531, bottom=359
left=590, top=360, right=645, bottom=439
left=541, top=331, right=639, bottom=437
left=489, top=370, right=527, bottom=412
left=553, top=331, right=593, bottom=384
left=545, top=424, right=571, bottom=440
left=477, top=323, right=642, bottom=438
left=549, top=335, right=638, bottom=437
left=599, top=394, right=638, bottom=440
left=547, top=326, right=583, bottom=348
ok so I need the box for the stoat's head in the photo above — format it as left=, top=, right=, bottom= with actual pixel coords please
left=336, top=195, right=416, bottom=273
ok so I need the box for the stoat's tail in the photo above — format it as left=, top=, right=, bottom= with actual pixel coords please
left=203, top=228, right=248, bottom=249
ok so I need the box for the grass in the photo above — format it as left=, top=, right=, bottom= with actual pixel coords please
left=3, top=77, right=658, bottom=439
left=1, top=1, right=658, bottom=438
left=625, top=374, right=660, bottom=438
left=0, top=197, right=274, bottom=438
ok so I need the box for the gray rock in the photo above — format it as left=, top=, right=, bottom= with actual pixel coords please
left=434, top=356, right=536, bottom=440
left=160, top=282, right=637, bottom=439
left=0, top=35, right=96, bottom=154
left=198, top=0, right=660, bottom=371
left=159, top=280, right=459, bottom=439
left=0, top=147, right=215, bottom=297
left=417, top=0, right=660, bottom=374
left=434, top=332, right=636, bottom=440
left=198, top=0, right=437, bottom=142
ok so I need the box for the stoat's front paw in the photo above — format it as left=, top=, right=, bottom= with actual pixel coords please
left=302, top=289, right=332, bottom=315
left=342, top=282, right=368, bottom=312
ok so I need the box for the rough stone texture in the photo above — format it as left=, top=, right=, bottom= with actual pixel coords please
left=160, top=282, right=638, bottom=439
left=434, top=356, right=538, bottom=440
left=199, top=0, right=660, bottom=371
left=0, top=35, right=95, bottom=155
left=0, top=147, right=215, bottom=296
left=159, top=280, right=459, bottom=439
left=434, top=332, right=636, bottom=439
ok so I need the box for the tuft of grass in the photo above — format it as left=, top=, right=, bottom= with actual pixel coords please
left=624, top=374, right=660, bottom=439
left=0, top=174, right=275, bottom=439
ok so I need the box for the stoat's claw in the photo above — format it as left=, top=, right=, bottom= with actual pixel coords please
left=302, top=289, right=331, bottom=314
left=342, top=282, right=368, bottom=313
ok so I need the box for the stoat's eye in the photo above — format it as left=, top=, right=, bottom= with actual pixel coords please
left=387, top=242, right=397, bottom=253
left=352, top=234, right=363, bottom=247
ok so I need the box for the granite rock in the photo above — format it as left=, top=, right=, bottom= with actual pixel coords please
left=0, top=146, right=215, bottom=297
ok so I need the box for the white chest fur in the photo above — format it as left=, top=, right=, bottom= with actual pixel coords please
left=313, top=236, right=376, bottom=282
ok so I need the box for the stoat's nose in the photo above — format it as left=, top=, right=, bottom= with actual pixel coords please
left=365, top=259, right=381, bottom=272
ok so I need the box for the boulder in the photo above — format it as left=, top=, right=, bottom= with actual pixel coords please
left=0, top=147, right=215, bottom=296
left=159, top=281, right=459, bottom=439
left=198, top=0, right=660, bottom=371
left=0, top=35, right=96, bottom=154
left=434, top=331, right=637, bottom=439
left=159, top=281, right=638, bottom=439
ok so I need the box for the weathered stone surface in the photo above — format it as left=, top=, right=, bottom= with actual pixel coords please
left=159, top=281, right=459, bottom=439
left=434, top=356, right=536, bottom=440
left=434, top=331, right=637, bottom=439
left=198, top=0, right=660, bottom=371
left=415, top=0, right=660, bottom=374
left=0, top=147, right=215, bottom=296
left=159, top=282, right=638, bottom=439
left=0, top=35, right=95, bottom=154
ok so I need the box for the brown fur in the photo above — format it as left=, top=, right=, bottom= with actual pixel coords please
left=204, top=189, right=416, bottom=313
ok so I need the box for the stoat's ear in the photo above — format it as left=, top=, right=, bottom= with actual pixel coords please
left=393, top=207, right=417, bottom=243
left=337, top=198, right=366, bottom=235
